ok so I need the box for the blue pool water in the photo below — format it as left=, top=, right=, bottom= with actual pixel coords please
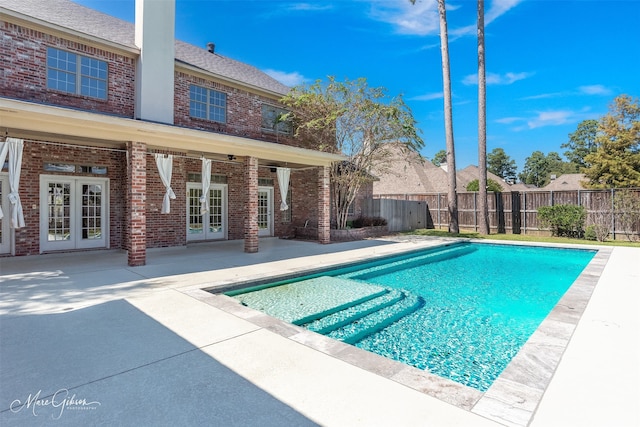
left=229, top=243, right=596, bottom=391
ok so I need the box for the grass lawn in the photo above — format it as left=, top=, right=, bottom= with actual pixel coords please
left=405, top=228, right=640, bottom=248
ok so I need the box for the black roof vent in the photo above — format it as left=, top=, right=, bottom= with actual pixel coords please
left=207, top=42, right=215, bottom=54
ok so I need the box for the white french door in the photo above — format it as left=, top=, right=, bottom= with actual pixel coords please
left=186, top=183, right=227, bottom=241
left=0, top=175, right=10, bottom=254
left=258, top=186, right=273, bottom=237
left=39, top=175, right=109, bottom=252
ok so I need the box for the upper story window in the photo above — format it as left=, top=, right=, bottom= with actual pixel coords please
left=261, top=104, right=292, bottom=135
left=46, top=48, right=108, bottom=99
left=190, top=85, right=227, bottom=123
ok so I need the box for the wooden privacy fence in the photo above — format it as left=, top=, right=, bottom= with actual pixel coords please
left=369, top=188, right=640, bottom=238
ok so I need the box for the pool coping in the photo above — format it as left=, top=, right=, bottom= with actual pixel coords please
left=191, top=240, right=612, bottom=427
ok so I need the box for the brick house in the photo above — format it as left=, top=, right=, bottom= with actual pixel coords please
left=0, top=0, right=342, bottom=265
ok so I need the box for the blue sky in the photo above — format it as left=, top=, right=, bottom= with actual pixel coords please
left=76, top=0, right=639, bottom=173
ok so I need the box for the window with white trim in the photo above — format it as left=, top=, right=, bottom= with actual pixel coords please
left=190, top=85, right=227, bottom=123
left=47, top=47, right=108, bottom=99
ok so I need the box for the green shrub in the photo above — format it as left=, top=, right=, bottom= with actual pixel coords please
left=466, top=178, right=504, bottom=192
left=537, top=204, right=586, bottom=238
left=352, top=216, right=387, bottom=228
left=584, top=225, right=597, bottom=241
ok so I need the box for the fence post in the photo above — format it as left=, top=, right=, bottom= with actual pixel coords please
left=523, top=192, right=527, bottom=234
left=437, top=193, right=441, bottom=229
left=474, top=192, right=478, bottom=231
left=611, top=188, right=615, bottom=240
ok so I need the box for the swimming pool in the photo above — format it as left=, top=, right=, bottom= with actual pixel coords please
left=226, top=242, right=597, bottom=391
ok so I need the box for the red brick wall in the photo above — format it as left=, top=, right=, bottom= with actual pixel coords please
left=125, top=141, right=146, bottom=266
left=290, top=169, right=320, bottom=229
left=1, top=19, right=313, bottom=150
left=174, top=71, right=300, bottom=147
left=12, top=139, right=127, bottom=256
left=0, top=21, right=136, bottom=117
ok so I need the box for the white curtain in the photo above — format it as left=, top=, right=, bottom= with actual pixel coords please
left=7, top=138, right=25, bottom=228
left=0, top=140, right=7, bottom=220
left=200, top=157, right=211, bottom=214
left=276, top=167, right=290, bottom=211
left=154, top=153, right=176, bottom=214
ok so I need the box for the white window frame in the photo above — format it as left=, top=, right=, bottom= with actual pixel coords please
left=189, top=85, right=227, bottom=123
left=46, top=47, right=108, bottom=99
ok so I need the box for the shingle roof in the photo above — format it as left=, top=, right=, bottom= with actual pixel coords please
left=457, top=165, right=512, bottom=192
left=1, top=0, right=290, bottom=95
left=372, top=144, right=448, bottom=195
left=543, top=174, right=587, bottom=191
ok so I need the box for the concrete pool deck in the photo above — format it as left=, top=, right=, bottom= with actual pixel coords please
left=0, top=237, right=638, bottom=426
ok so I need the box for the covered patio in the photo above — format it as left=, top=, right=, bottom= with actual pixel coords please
left=1, top=98, right=344, bottom=265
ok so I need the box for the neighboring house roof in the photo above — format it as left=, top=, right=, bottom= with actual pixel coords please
left=509, top=182, right=538, bottom=192
left=1, top=0, right=290, bottom=95
left=456, top=165, right=512, bottom=192
left=543, top=174, right=587, bottom=191
left=372, top=144, right=448, bottom=195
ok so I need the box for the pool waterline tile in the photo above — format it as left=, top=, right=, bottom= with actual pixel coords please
left=195, top=241, right=613, bottom=427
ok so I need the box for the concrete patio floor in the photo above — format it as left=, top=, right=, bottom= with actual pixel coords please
left=0, top=237, right=638, bottom=426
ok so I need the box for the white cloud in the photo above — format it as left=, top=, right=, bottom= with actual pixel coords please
left=263, top=69, right=308, bottom=87
left=409, top=91, right=443, bottom=101
left=368, top=0, right=440, bottom=36
left=285, top=3, right=334, bottom=12
left=495, top=116, right=523, bottom=124
left=463, top=71, right=533, bottom=86
left=520, top=85, right=613, bottom=100
left=520, top=92, right=564, bottom=100
left=372, top=0, right=524, bottom=37
left=485, top=0, right=524, bottom=25
left=526, top=110, right=575, bottom=129
left=578, top=85, right=612, bottom=96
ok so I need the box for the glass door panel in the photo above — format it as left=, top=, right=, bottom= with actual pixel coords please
left=40, top=176, right=108, bottom=252
left=258, top=187, right=273, bottom=237
left=187, top=186, right=204, bottom=238
left=186, top=183, right=226, bottom=241
left=81, top=184, right=103, bottom=241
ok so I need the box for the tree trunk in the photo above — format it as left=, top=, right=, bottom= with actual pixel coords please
left=438, top=0, right=459, bottom=233
left=477, top=0, right=489, bottom=234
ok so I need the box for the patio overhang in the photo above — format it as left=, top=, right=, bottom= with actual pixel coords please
left=0, top=98, right=345, bottom=168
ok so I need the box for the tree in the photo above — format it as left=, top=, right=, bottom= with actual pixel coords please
left=519, top=151, right=549, bottom=187
left=561, top=119, right=598, bottom=171
left=546, top=151, right=573, bottom=177
left=280, top=76, right=424, bottom=229
left=519, top=151, right=573, bottom=187
left=466, top=178, right=503, bottom=192
left=583, top=95, right=640, bottom=188
left=437, top=0, right=459, bottom=233
left=487, top=148, right=517, bottom=182
left=432, top=149, right=447, bottom=166
left=477, top=0, right=488, bottom=234
left=410, top=0, right=458, bottom=232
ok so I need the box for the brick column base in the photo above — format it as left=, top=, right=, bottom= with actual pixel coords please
left=244, top=156, right=259, bottom=253
left=126, top=141, right=147, bottom=266
left=318, top=166, right=331, bottom=244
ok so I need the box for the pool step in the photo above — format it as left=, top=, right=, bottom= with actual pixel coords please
left=343, top=244, right=477, bottom=281
left=303, top=289, right=405, bottom=334
left=323, top=291, right=424, bottom=345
